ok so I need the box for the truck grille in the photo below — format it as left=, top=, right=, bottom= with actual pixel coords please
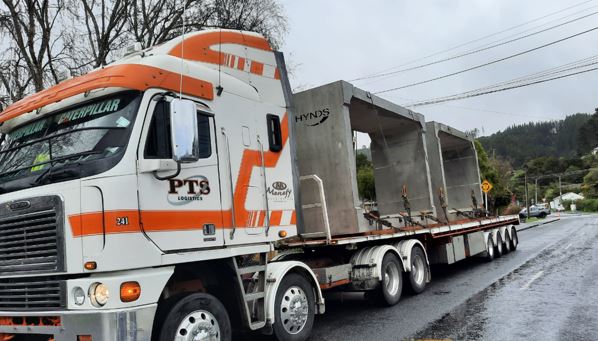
left=0, top=276, right=65, bottom=310
left=0, top=196, right=65, bottom=275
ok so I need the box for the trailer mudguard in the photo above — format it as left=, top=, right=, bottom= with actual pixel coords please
left=395, top=239, right=430, bottom=273
left=265, top=260, right=325, bottom=327
left=350, top=245, right=405, bottom=290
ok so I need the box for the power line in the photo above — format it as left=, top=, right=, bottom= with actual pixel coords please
left=374, top=25, right=598, bottom=94
left=350, top=0, right=596, bottom=80
left=403, top=63, right=598, bottom=107
left=428, top=54, right=598, bottom=100
left=351, top=9, right=598, bottom=82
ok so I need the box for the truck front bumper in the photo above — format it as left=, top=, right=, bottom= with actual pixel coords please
left=0, top=304, right=157, bottom=341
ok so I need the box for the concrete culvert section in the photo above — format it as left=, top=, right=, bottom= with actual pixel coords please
left=426, top=122, right=483, bottom=222
left=292, top=80, right=435, bottom=238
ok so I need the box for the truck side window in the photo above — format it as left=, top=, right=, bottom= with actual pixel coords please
left=197, top=114, right=212, bottom=158
left=266, top=114, right=282, bottom=152
left=145, top=100, right=212, bottom=159
left=145, top=101, right=172, bottom=159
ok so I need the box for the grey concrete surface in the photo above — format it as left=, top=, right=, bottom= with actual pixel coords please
left=305, top=215, right=598, bottom=341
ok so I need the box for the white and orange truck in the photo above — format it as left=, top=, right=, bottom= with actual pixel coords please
left=0, top=29, right=519, bottom=341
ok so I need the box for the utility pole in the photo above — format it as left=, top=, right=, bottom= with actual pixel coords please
left=525, top=172, right=530, bottom=219
left=559, top=175, right=562, bottom=199
left=534, top=177, right=539, bottom=205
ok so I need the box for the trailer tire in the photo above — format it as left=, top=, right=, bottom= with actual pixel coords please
left=510, top=227, right=519, bottom=251
left=503, top=231, right=512, bottom=253
left=155, top=292, right=231, bottom=341
left=272, top=273, right=315, bottom=341
left=485, top=234, right=495, bottom=262
left=406, top=246, right=428, bottom=294
left=495, top=234, right=504, bottom=257
left=369, top=253, right=403, bottom=306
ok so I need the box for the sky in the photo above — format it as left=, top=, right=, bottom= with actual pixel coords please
left=278, top=0, right=598, bottom=141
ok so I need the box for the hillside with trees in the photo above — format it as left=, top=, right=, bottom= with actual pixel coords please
left=478, top=113, right=592, bottom=167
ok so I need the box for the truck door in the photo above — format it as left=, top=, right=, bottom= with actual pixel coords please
left=137, top=97, right=223, bottom=251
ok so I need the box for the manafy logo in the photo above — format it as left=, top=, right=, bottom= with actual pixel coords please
left=168, top=176, right=210, bottom=206
left=295, top=108, right=330, bottom=126
left=267, top=181, right=292, bottom=201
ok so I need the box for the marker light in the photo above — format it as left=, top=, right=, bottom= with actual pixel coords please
left=278, top=230, right=288, bottom=238
left=89, top=283, right=110, bottom=307
left=120, top=282, right=141, bottom=303
left=73, top=286, right=86, bottom=306
left=84, top=261, right=97, bottom=270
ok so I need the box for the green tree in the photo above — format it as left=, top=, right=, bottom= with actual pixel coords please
left=577, top=109, right=598, bottom=155
left=356, top=152, right=376, bottom=200
left=582, top=168, right=598, bottom=198
left=475, top=140, right=512, bottom=212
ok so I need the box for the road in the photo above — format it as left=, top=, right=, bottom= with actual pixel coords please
left=309, top=215, right=598, bottom=341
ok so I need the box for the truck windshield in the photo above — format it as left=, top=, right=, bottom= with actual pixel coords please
left=0, top=91, right=141, bottom=194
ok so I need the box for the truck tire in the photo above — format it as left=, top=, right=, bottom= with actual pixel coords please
left=510, top=227, right=519, bottom=251
left=406, top=246, right=428, bottom=294
left=369, top=253, right=403, bottom=306
left=495, top=234, right=504, bottom=257
left=485, top=234, right=495, bottom=262
left=503, top=231, right=512, bottom=254
left=539, top=212, right=547, bottom=218
left=156, top=292, right=231, bottom=341
left=273, top=273, right=315, bottom=341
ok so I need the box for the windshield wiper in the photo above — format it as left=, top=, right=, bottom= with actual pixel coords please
left=31, top=150, right=104, bottom=186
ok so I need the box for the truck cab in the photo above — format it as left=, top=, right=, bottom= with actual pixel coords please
left=0, top=29, right=303, bottom=340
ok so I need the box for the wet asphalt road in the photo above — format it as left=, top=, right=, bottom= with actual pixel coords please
left=309, top=215, right=598, bottom=341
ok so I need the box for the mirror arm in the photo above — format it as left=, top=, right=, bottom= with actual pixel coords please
left=153, top=162, right=181, bottom=181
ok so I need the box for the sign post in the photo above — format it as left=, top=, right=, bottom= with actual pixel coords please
left=481, top=180, right=493, bottom=215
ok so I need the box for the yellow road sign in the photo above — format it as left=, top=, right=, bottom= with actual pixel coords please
left=481, top=180, right=493, bottom=193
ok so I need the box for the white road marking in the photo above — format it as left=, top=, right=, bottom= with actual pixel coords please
left=521, top=270, right=545, bottom=290
left=564, top=243, right=572, bottom=250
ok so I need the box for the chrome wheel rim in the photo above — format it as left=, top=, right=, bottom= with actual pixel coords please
left=280, top=286, right=309, bottom=335
left=412, top=254, right=425, bottom=285
left=488, top=239, right=494, bottom=257
left=384, top=261, right=400, bottom=296
left=175, top=310, right=220, bottom=341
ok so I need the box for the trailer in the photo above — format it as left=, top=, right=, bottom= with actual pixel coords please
left=0, top=29, right=518, bottom=341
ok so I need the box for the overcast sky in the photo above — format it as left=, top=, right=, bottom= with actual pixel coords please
left=279, top=0, right=598, bottom=139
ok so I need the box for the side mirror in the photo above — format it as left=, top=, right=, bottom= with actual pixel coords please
left=170, top=99, right=199, bottom=163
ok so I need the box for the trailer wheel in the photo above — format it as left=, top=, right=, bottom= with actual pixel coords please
left=156, top=292, right=231, bottom=341
left=510, top=227, right=519, bottom=251
left=503, top=231, right=512, bottom=253
left=495, top=234, right=504, bottom=257
left=369, top=253, right=403, bottom=306
left=273, top=273, right=315, bottom=341
left=485, top=234, right=495, bottom=262
left=406, top=246, right=428, bottom=294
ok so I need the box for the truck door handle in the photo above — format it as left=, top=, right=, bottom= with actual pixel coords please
left=203, top=224, right=216, bottom=236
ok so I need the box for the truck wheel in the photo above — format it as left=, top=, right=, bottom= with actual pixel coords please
left=485, top=234, right=495, bottom=262
left=369, top=253, right=403, bottom=306
left=503, top=231, right=512, bottom=254
left=156, top=293, right=231, bottom=341
left=273, top=273, right=315, bottom=341
left=510, top=227, right=519, bottom=251
left=495, top=234, right=504, bottom=257
left=539, top=212, right=547, bottom=218
left=406, top=246, right=428, bottom=294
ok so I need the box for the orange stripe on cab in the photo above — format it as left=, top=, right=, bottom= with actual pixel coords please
left=0, top=64, right=214, bottom=124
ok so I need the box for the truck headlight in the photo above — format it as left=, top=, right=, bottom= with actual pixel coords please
left=73, top=286, right=86, bottom=306
left=89, top=282, right=110, bottom=307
